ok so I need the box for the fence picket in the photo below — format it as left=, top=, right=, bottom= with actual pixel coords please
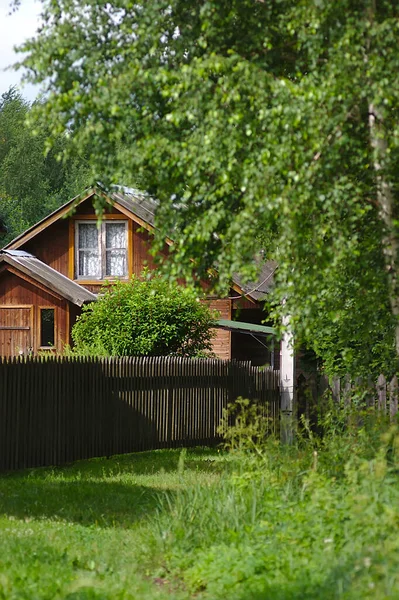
left=0, top=355, right=280, bottom=471
left=377, top=374, right=387, bottom=412
left=389, top=375, right=398, bottom=420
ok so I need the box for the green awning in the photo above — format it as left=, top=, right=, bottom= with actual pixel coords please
left=216, top=319, right=276, bottom=337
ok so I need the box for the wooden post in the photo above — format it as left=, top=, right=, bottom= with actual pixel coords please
left=331, top=376, right=340, bottom=403
left=343, top=374, right=351, bottom=408
left=389, top=375, right=398, bottom=420
left=377, top=374, right=387, bottom=413
left=280, top=314, right=295, bottom=445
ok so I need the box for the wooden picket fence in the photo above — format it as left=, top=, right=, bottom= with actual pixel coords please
left=331, top=374, right=399, bottom=418
left=0, top=355, right=280, bottom=471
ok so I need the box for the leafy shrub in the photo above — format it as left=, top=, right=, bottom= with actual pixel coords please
left=218, top=397, right=275, bottom=453
left=71, top=271, right=217, bottom=357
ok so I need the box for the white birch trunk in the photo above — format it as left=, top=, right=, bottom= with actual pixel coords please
left=280, top=313, right=295, bottom=444
left=367, top=1, right=399, bottom=361
left=369, top=104, right=399, bottom=358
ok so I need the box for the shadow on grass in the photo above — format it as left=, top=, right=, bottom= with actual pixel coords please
left=1, top=447, right=225, bottom=479
left=74, top=447, right=226, bottom=477
left=0, top=448, right=223, bottom=528
left=0, top=479, right=171, bottom=528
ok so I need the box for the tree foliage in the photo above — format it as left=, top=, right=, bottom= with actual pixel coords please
left=0, top=86, right=90, bottom=245
left=71, top=273, right=216, bottom=357
left=17, top=1, right=399, bottom=377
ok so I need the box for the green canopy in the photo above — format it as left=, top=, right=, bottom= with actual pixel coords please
left=216, top=319, right=276, bottom=337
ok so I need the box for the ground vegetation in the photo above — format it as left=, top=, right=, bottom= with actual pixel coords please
left=0, top=408, right=397, bottom=598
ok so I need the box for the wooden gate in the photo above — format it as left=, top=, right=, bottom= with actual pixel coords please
left=0, top=306, right=33, bottom=357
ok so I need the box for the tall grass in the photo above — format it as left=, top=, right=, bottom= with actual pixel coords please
left=151, top=405, right=399, bottom=599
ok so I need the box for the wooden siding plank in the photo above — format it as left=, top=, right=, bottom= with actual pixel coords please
left=0, top=273, right=69, bottom=356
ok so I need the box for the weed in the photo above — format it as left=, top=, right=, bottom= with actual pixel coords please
left=151, top=403, right=399, bottom=599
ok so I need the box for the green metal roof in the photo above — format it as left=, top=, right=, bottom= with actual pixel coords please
left=216, top=319, right=276, bottom=336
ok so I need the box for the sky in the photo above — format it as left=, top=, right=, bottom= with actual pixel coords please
left=0, top=0, right=41, bottom=101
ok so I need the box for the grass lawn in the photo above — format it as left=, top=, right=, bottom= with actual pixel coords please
left=0, top=416, right=399, bottom=600
left=0, top=448, right=225, bottom=599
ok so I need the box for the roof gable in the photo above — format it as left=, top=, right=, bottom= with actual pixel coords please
left=3, top=185, right=159, bottom=252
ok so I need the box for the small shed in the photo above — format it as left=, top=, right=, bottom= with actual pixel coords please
left=216, top=319, right=277, bottom=368
left=0, top=250, right=96, bottom=357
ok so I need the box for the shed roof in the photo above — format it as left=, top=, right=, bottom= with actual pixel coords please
left=216, top=319, right=276, bottom=336
left=109, top=186, right=157, bottom=227
left=0, top=250, right=97, bottom=306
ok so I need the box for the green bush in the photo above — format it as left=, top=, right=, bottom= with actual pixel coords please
left=71, top=272, right=217, bottom=357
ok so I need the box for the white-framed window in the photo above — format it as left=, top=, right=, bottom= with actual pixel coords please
left=75, top=220, right=128, bottom=279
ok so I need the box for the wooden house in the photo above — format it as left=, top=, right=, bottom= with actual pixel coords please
left=0, top=186, right=276, bottom=362
left=0, top=250, right=96, bottom=356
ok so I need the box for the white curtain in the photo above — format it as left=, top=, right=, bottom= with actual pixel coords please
left=105, top=222, right=127, bottom=277
left=78, top=223, right=100, bottom=278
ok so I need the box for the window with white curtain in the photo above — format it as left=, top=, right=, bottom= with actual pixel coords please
left=76, top=221, right=127, bottom=279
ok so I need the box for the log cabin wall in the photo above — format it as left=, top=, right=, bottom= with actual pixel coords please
left=73, top=203, right=122, bottom=216
left=68, top=303, right=83, bottom=348
left=207, top=298, right=231, bottom=360
left=133, top=222, right=157, bottom=275
left=23, top=219, right=70, bottom=277
left=132, top=222, right=170, bottom=276
left=0, top=270, right=69, bottom=356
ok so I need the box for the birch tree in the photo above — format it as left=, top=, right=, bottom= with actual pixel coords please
left=17, top=0, right=399, bottom=377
